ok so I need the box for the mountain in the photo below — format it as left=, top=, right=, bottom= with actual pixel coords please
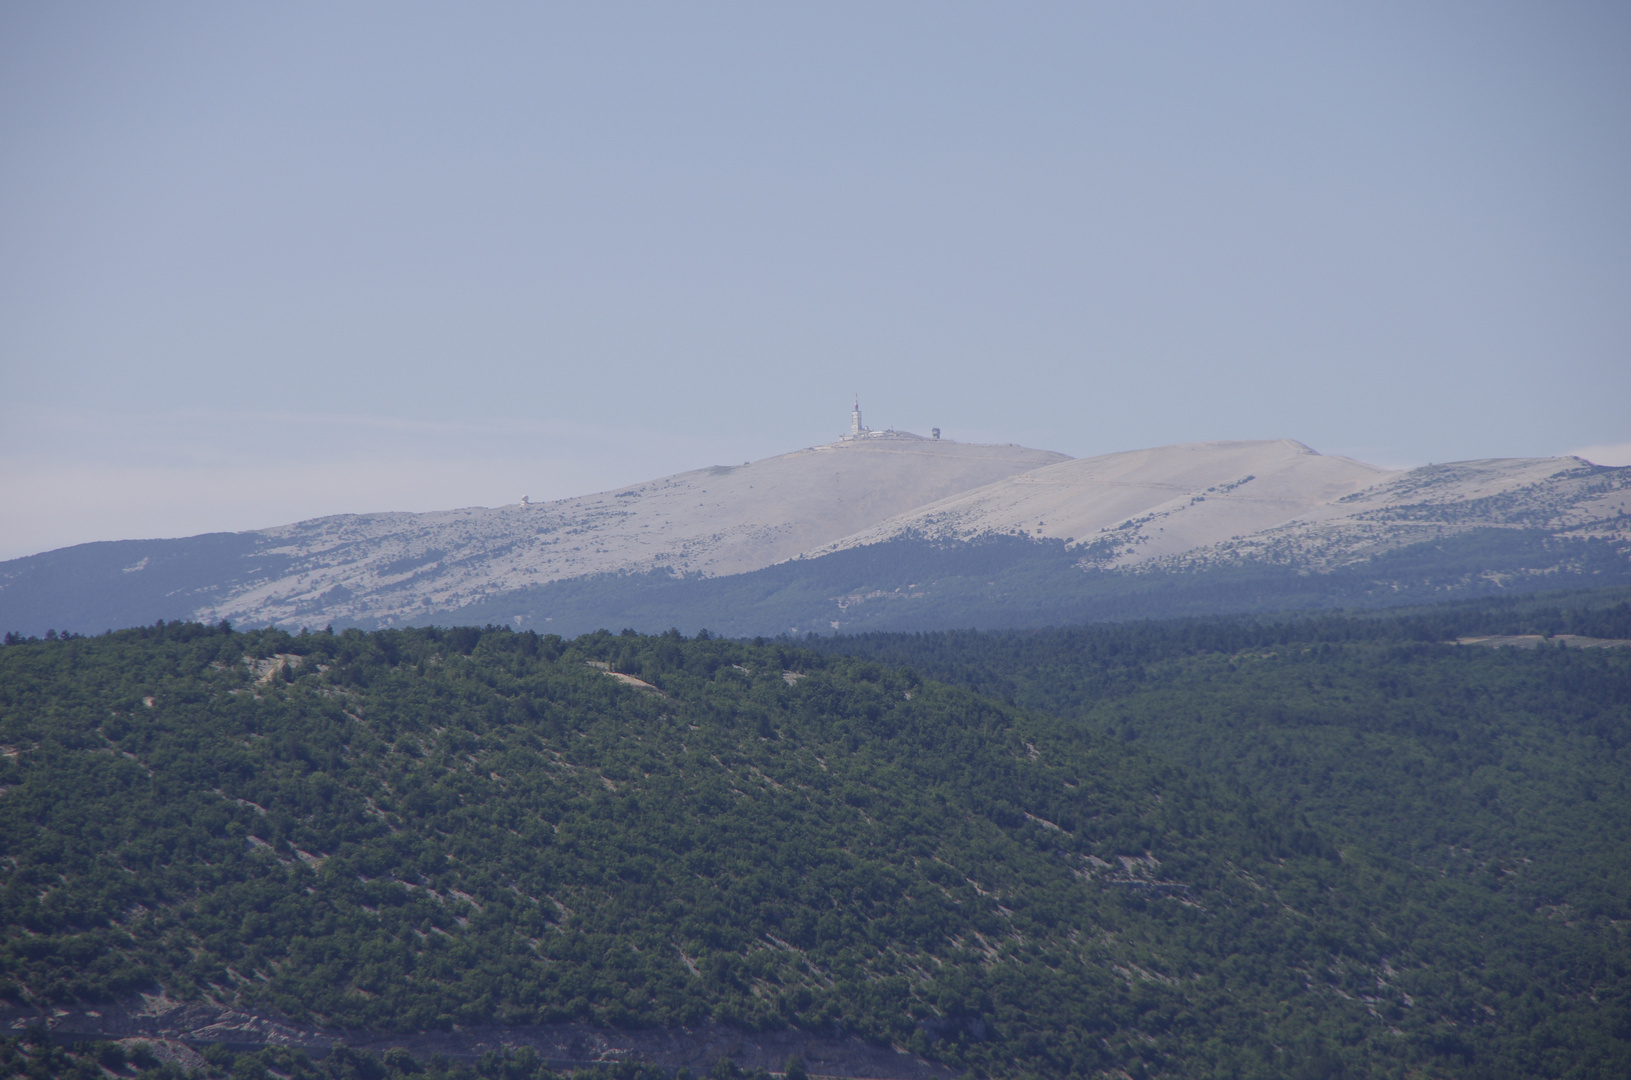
left=0, top=435, right=1061, bottom=635
left=815, top=438, right=1393, bottom=561
left=2, top=433, right=1628, bottom=637
left=820, top=440, right=1631, bottom=572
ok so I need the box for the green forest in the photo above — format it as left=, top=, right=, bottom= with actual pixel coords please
left=810, top=588, right=1631, bottom=926
left=1, top=589, right=1628, bottom=1078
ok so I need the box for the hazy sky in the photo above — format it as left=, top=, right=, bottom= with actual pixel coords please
left=3, top=2, right=1628, bottom=560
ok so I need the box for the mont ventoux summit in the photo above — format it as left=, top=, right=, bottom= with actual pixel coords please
left=3, top=401, right=1629, bottom=638
left=3, top=406, right=1631, bottom=1080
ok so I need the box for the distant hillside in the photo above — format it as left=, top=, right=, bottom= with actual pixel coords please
left=432, top=528, right=1631, bottom=638
left=0, top=436, right=1063, bottom=636
left=815, top=438, right=1391, bottom=561
left=1, top=436, right=1626, bottom=637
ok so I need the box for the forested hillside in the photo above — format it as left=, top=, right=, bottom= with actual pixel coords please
left=813, top=588, right=1631, bottom=1074
left=810, top=589, right=1631, bottom=901
left=1, top=614, right=1628, bottom=1078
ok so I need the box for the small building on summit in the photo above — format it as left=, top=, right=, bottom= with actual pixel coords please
left=840, top=398, right=939, bottom=443
left=847, top=396, right=869, bottom=440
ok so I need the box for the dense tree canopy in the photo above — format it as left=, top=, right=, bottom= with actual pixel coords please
left=1, top=599, right=1628, bottom=1078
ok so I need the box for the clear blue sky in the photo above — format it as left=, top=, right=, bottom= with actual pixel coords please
left=3, top=2, right=1628, bottom=559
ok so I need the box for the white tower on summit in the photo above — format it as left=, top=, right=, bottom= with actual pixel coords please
left=850, top=396, right=867, bottom=439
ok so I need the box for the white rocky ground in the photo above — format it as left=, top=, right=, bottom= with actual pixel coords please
left=191, top=435, right=1631, bottom=628
left=820, top=439, right=1631, bottom=572
left=1168, top=455, right=1631, bottom=573
left=198, top=433, right=1065, bottom=627
left=815, top=440, right=1395, bottom=563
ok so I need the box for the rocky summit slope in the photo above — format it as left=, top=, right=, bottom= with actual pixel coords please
left=816, top=439, right=1394, bottom=563
left=208, top=434, right=1063, bottom=628
left=825, top=439, right=1631, bottom=574
left=0, top=435, right=1063, bottom=633
left=1176, top=454, right=1631, bottom=573
left=1, top=434, right=1628, bottom=636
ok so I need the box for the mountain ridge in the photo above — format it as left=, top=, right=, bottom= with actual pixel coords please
left=2, top=434, right=1627, bottom=636
left=812, top=438, right=1396, bottom=563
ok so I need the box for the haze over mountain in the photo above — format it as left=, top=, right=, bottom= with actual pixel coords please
left=3, top=427, right=1628, bottom=639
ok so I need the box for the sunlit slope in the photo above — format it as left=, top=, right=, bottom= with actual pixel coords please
left=817, top=440, right=1394, bottom=562
left=817, top=441, right=1631, bottom=573
left=100, top=436, right=1059, bottom=629
left=1200, top=455, right=1631, bottom=570
left=5, top=436, right=1628, bottom=637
